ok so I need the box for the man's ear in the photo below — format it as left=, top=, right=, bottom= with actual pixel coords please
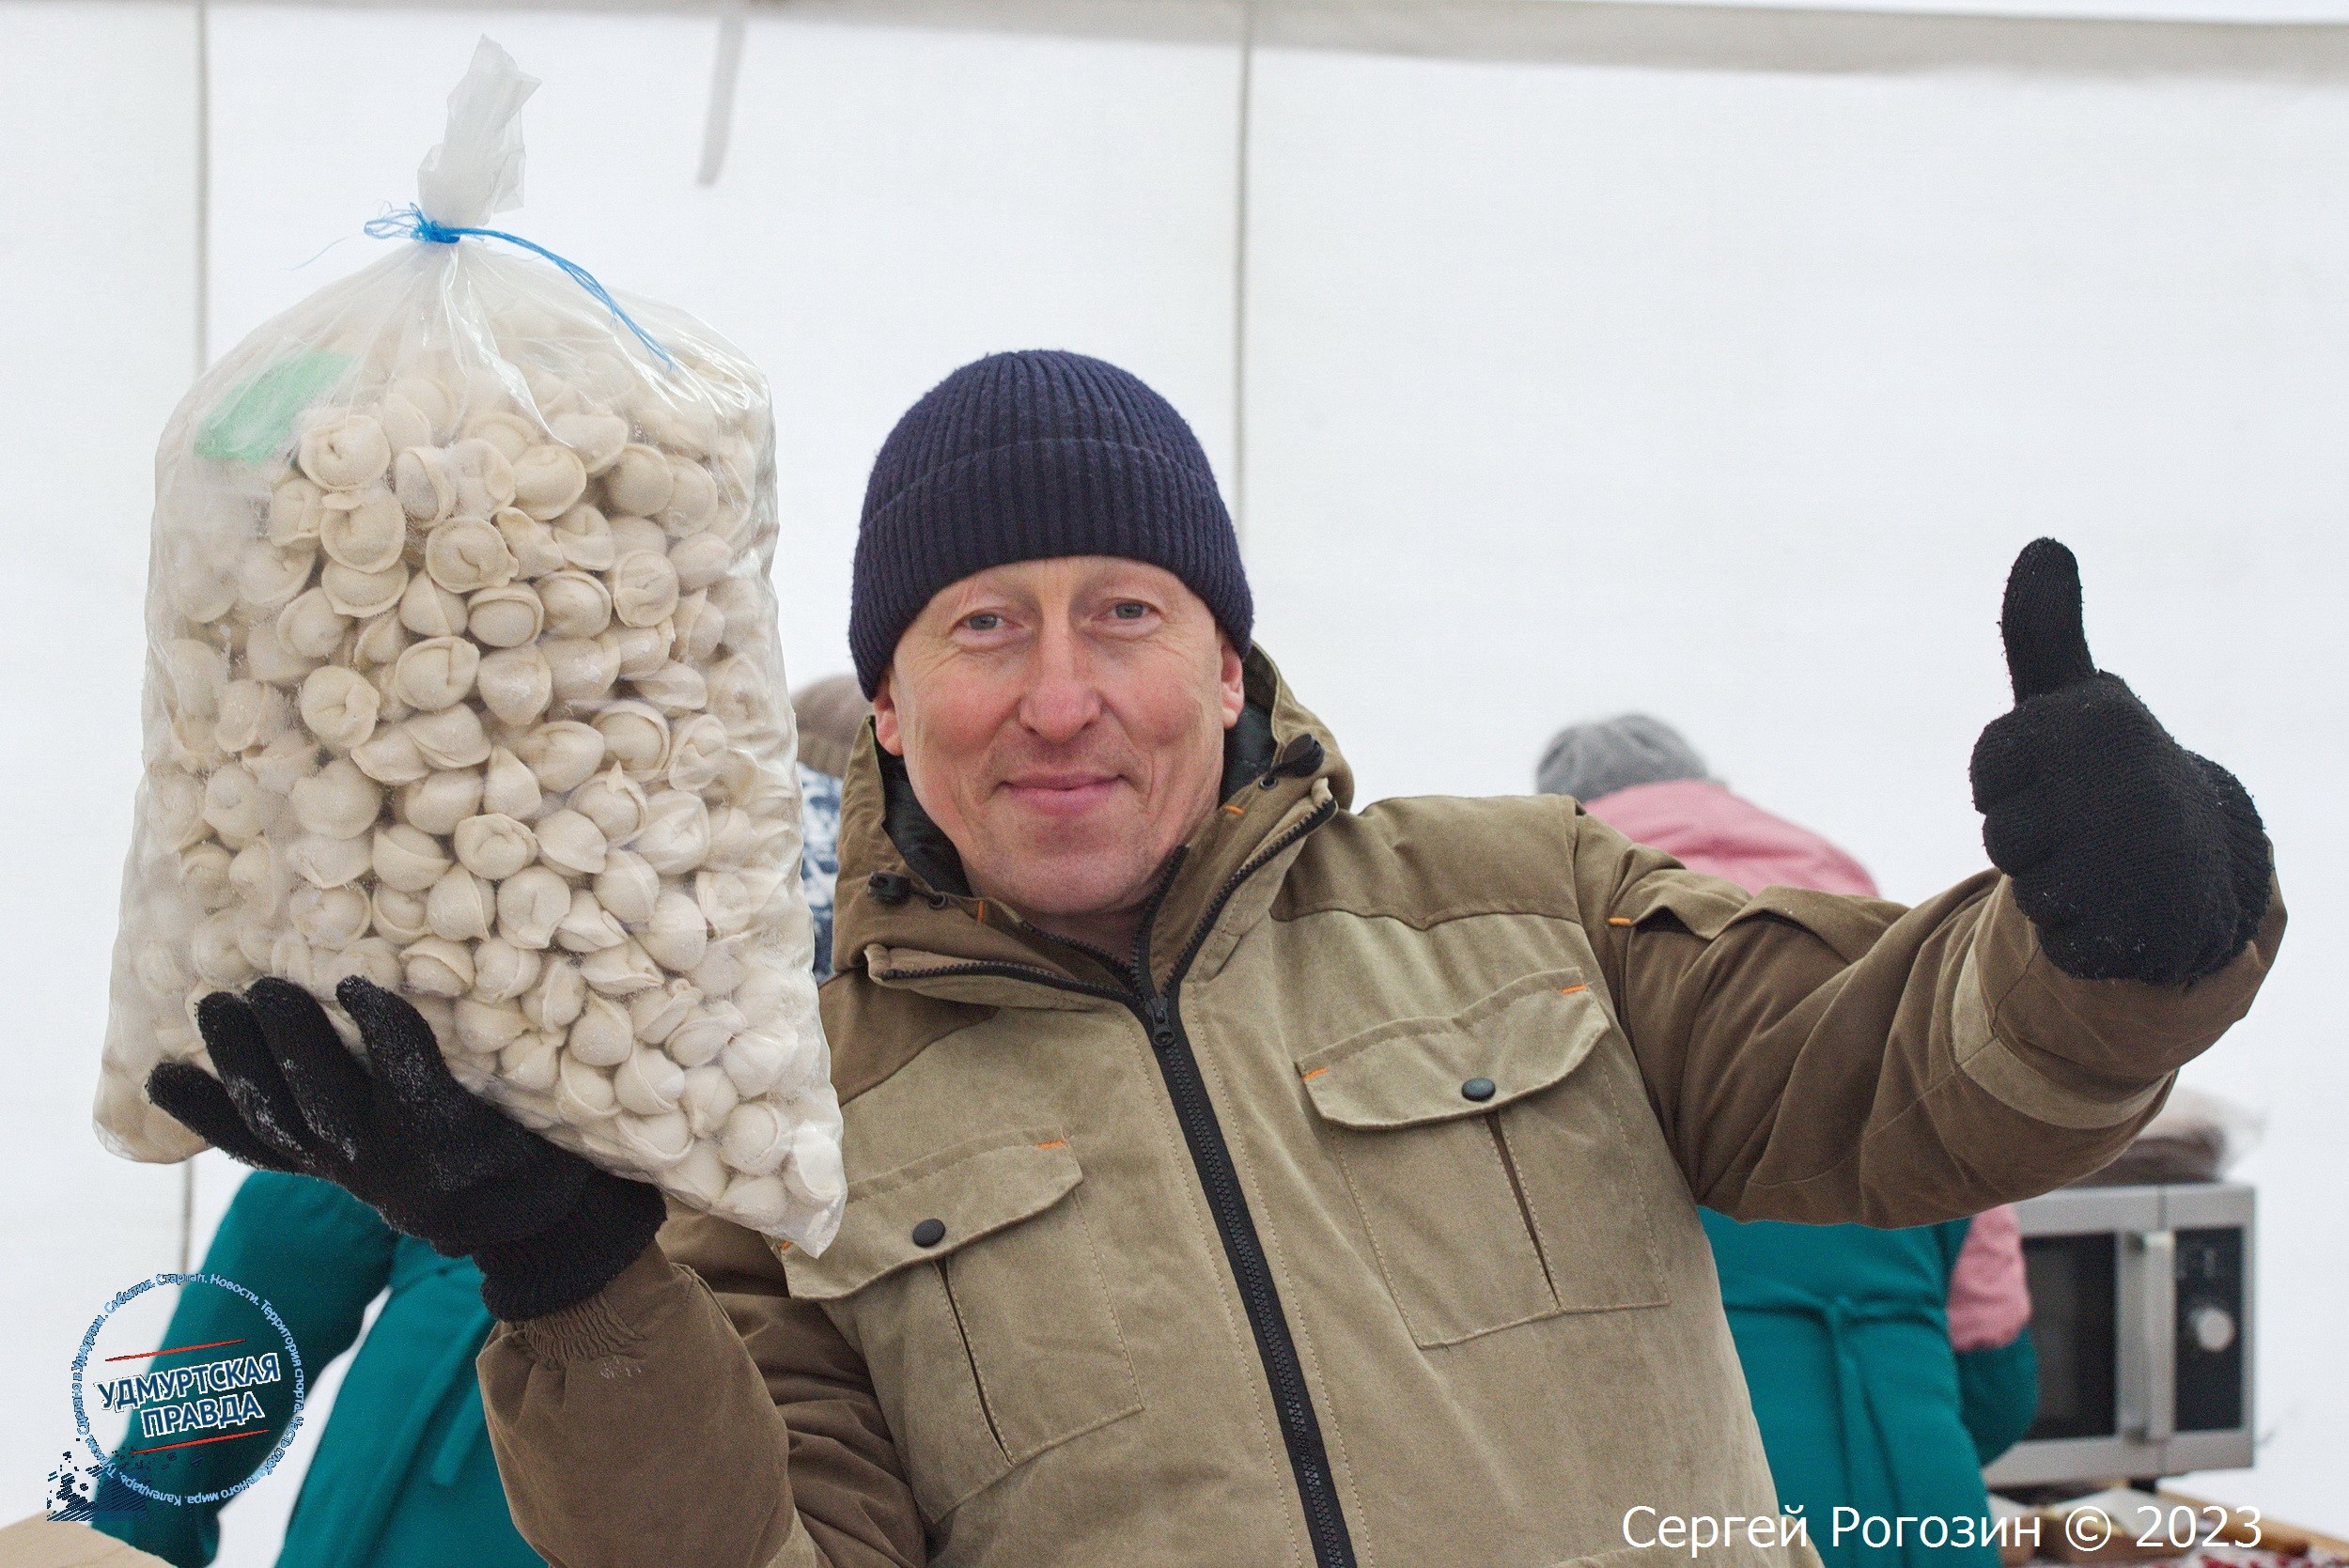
left=1218, top=638, right=1245, bottom=730
left=871, top=670, right=907, bottom=756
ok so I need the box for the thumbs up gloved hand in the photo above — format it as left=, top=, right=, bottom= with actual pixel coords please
left=145, top=976, right=665, bottom=1321
left=1970, top=538, right=2272, bottom=986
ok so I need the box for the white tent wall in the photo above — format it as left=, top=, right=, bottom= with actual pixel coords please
left=0, top=0, right=204, bottom=1525
left=3, top=0, right=2342, bottom=1542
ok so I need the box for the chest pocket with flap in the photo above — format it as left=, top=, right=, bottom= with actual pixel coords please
left=1299, top=970, right=1671, bottom=1349
left=782, top=1128, right=1143, bottom=1521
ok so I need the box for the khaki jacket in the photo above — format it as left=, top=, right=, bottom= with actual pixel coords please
left=480, top=652, right=2281, bottom=1568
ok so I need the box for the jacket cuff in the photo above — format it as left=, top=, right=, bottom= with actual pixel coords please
left=509, top=1240, right=675, bottom=1363
left=475, top=1170, right=668, bottom=1324
left=1958, top=876, right=2285, bottom=1125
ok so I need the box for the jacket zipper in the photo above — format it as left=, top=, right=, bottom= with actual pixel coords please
left=876, top=797, right=1354, bottom=1567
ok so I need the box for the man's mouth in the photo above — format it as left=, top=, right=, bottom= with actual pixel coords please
left=1000, top=773, right=1125, bottom=817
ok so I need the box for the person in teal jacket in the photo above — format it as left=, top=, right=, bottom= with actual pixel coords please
left=92, top=1171, right=543, bottom=1568
left=1540, top=715, right=2039, bottom=1567
left=1701, top=1214, right=2039, bottom=1564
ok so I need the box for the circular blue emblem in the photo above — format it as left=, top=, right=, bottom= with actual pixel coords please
left=69, top=1272, right=307, bottom=1507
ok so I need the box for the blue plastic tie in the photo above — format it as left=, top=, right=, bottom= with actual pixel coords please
left=366, top=203, right=677, bottom=373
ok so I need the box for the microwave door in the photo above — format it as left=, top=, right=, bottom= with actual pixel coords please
left=1985, top=1184, right=2168, bottom=1488
left=2025, top=1230, right=2120, bottom=1442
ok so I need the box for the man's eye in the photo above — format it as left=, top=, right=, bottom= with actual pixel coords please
left=963, top=613, right=1002, bottom=632
left=1110, top=602, right=1150, bottom=621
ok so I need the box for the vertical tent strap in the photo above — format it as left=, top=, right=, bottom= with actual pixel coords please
left=699, top=0, right=752, bottom=186
left=1232, top=0, right=1255, bottom=547
left=182, top=0, right=212, bottom=1281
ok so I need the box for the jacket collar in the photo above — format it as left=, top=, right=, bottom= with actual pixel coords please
left=829, top=645, right=1351, bottom=1001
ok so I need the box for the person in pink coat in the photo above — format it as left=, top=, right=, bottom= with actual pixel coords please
left=1538, top=715, right=2036, bottom=1566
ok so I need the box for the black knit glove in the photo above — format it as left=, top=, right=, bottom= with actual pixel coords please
left=1969, top=538, right=2271, bottom=985
left=147, top=975, right=664, bottom=1321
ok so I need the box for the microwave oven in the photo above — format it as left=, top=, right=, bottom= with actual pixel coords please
left=1982, top=1181, right=2254, bottom=1491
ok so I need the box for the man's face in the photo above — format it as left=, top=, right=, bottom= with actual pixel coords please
left=873, top=556, right=1245, bottom=933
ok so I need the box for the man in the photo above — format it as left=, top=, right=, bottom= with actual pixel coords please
left=149, top=350, right=2282, bottom=1568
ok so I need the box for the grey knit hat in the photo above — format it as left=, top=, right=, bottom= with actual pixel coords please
left=1534, top=714, right=1711, bottom=801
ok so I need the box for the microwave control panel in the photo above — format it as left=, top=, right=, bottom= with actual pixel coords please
left=2173, top=1225, right=2245, bottom=1433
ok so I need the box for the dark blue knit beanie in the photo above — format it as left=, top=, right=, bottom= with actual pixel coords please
left=848, top=349, right=1252, bottom=696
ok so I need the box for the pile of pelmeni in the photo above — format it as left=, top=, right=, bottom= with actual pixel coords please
left=93, top=41, right=845, bottom=1254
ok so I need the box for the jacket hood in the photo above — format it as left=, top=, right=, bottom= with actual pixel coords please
left=826, top=644, right=1352, bottom=995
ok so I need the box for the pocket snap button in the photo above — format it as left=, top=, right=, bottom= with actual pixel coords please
left=910, top=1218, right=946, bottom=1248
left=1461, top=1077, right=1497, bottom=1102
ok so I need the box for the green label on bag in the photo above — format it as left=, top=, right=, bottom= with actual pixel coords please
left=194, top=351, right=353, bottom=464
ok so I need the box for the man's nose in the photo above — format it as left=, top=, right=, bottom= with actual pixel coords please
left=1019, top=624, right=1102, bottom=744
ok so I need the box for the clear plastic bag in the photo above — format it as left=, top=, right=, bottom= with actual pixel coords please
left=95, top=39, right=845, bottom=1254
